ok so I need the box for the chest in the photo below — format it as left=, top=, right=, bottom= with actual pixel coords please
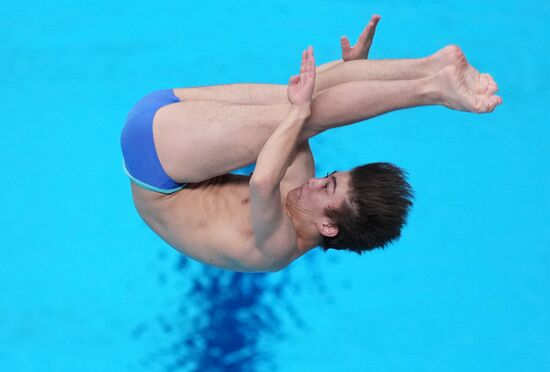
left=130, top=170, right=306, bottom=269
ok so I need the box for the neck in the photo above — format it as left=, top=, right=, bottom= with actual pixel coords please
left=284, top=199, right=320, bottom=254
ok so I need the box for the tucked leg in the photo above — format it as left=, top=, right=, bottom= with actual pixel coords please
left=172, top=57, right=433, bottom=105
left=155, top=66, right=501, bottom=184
left=172, top=46, right=496, bottom=106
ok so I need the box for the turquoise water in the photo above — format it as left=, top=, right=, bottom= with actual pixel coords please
left=1, top=0, right=549, bottom=371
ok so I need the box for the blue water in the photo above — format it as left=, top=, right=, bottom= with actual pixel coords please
left=1, top=0, right=549, bottom=371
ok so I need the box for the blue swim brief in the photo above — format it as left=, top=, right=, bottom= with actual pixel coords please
left=120, top=89, right=187, bottom=194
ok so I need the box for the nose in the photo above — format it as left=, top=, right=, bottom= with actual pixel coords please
left=308, top=177, right=324, bottom=189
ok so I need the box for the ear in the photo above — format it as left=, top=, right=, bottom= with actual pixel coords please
left=317, top=220, right=339, bottom=238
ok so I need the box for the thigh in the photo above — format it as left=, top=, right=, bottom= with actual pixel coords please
left=153, top=100, right=291, bottom=183
left=173, top=83, right=288, bottom=105
left=173, top=83, right=327, bottom=106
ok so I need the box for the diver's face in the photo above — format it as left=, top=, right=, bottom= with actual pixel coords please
left=292, top=171, right=351, bottom=218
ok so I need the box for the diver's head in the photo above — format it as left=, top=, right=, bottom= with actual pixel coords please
left=286, top=162, right=414, bottom=254
left=286, top=170, right=351, bottom=239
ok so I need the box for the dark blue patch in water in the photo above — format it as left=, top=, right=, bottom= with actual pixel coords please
left=133, top=253, right=330, bottom=371
left=133, top=226, right=337, bottom=372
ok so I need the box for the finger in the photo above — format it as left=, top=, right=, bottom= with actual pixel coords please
left=301, top=50, right=306, bottom=73
left=359, top=15, right=381, bottom=43
left=369, top=15, right=381, bottom=35
left=358, top=28, right=368, bottom=43
left=358, top=23, right=373, bottom=43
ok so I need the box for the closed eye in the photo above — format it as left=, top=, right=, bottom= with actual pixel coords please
left=325, top=171, right=336, bottom=192
left=324, top=173, right=331, bottom=189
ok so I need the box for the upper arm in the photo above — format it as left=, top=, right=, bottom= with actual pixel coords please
left=247, top=140, right=313, bottom=267
left=249, top=177, right=297, bottom=263
left=280, top=140, right=315, bottom=195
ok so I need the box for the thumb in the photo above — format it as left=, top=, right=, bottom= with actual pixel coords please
left=341, top=36, right=351, bottom=50
left=289, top=75, right=300, bottom=84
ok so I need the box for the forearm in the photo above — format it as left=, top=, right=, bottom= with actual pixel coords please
left=252, top=105, right=311, bottom=187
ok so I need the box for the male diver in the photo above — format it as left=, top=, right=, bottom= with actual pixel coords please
left=120, top=15, right=501, bottom=272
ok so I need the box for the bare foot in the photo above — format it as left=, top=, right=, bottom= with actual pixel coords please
left=341, top=14, right=381, bottom=61
left=435, top=65, right=503, bottom=113
left=431, top=45, right=498, bottom=95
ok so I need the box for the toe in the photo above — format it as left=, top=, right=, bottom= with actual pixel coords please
left=473, top=97, right=485, bottom=113
left=487, top=95, right=502, bottom=111
left=475, top=95, right=500, bottom=113
left=483, top=74, right=498, bottom=94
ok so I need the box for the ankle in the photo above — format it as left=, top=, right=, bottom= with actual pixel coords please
left=423, top=54, right=444, bottom=77
left=418, top=74, right=443, bottom=106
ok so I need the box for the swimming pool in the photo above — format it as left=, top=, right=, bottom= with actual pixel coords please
left=1, top=0, right=549, bottom=371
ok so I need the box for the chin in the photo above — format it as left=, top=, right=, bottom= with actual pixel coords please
left=285, top=188, right=311, bottom=219
left=287, top=187, right=300, bottom=203
left=285, top=188, right=298, bottom=209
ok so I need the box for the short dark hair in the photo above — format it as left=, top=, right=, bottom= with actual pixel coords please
left=320, top=162, right=414, bottom=254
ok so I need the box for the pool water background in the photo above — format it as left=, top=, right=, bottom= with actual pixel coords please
left=1, top=0, right=549, bottom=371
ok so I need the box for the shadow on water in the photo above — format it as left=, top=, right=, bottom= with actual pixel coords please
left=131, top=164, right=338, bottom=371
left=133, top=252, right=330, bottom=372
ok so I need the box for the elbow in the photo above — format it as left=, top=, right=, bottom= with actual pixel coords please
left=260, top=254, right=291, bottom=273
left=237, top=250, right=287, bottom=273
left=255, top=260, right=286, bottom=273
left=249, top=174, right=277, bottom=193
left=268, top=264, right=286, bottom=273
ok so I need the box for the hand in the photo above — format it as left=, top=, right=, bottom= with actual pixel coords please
left=287, top=46, right=316, bottom=106
left=341, top=14, right=381, bottom=61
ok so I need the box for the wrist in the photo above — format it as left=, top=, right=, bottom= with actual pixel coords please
left=290, top=103, right=312, bottom=118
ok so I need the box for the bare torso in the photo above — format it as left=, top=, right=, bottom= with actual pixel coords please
left=127, top=86, right=316, bottom=272
left=129, top=170, right=310, bottom=272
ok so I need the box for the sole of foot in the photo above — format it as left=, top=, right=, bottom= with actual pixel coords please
left=437, top=64, right=502, bottom=113
left=432, top=45, right=499, bottom=96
